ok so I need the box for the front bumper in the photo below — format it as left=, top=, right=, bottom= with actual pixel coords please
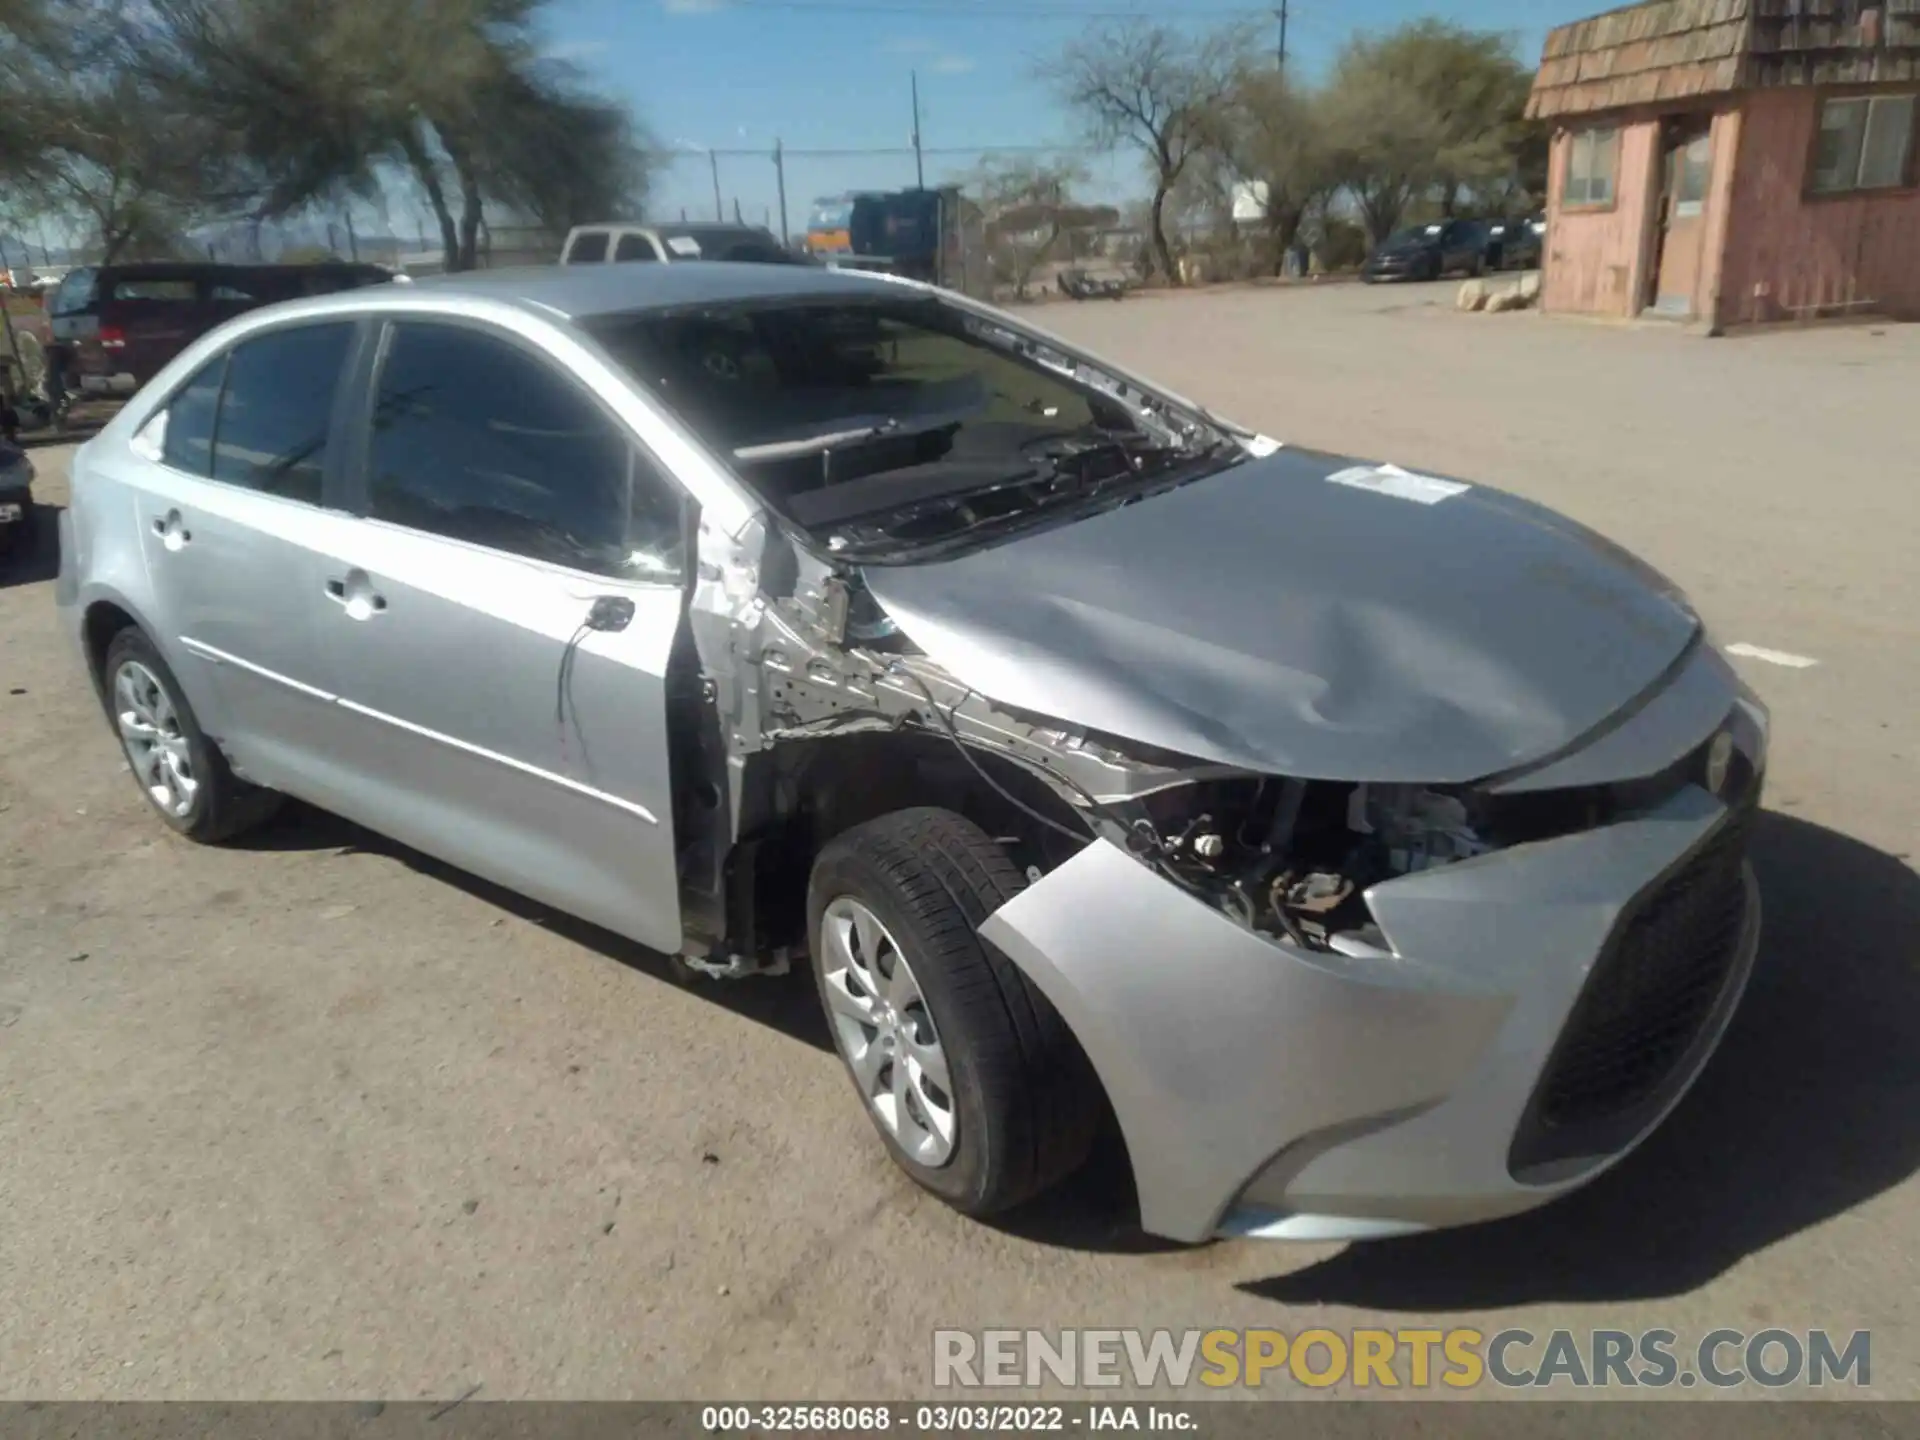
left=1362, top=255, right=1435, bottom=281
left=981, top=764, right=1763, bottom=1245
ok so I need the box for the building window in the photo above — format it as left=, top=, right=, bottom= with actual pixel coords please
left=1563, top=127, right=1621, bottom=208
left=1812, top=94, right=1917, bottom=193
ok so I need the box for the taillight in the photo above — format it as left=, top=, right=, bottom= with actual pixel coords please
left=99, top=325, right=127, bottom=350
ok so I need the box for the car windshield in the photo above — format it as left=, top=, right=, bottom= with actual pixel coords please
left=586, top=296, right=1240, bottom=558
left=1384, top=226, right=1443, bottom=246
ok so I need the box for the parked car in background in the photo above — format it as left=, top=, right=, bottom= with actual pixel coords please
left=0, top=437, right=33, bottom=554
left=560, top=222, right=801, bottom=266
left=1485, top=214, right=1546, bottom=272
left=58, top=262, right=1766, bottom=1246
left=1361, top=219, right=1490, bottom=282
left=46, top=262, right=392, bottom=393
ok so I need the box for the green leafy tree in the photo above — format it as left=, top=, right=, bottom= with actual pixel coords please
left=143, top=0, right=650, bottom=270
left=4, top=2, right=217, bottom=261
left=1322, top=19, right=1536, bottom=243
left=1194, top=67, right=1336, bottom=274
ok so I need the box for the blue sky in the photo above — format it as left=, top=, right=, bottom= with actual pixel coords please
left=539, top=0, right=1568, bottom=235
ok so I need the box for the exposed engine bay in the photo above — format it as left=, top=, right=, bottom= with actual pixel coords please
left=677, top=512, right=1661, bottom=972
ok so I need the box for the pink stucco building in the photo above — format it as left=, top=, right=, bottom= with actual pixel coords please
left=1528, top=0, right=1920, bottom=330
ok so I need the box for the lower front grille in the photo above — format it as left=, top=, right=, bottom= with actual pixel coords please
left=1510, top=797, right=1756, bottom=1174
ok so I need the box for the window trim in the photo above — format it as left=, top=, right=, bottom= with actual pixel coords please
left=1804, top=88, right=1920, bottom=200
left=141, top=316, right=371, bottom=513
left=1561, top=125, right=1623, bottom=213
left=344, top=313, right=696, bottom=589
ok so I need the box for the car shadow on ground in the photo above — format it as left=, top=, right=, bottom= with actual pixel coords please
left=0, top=502, right=63, bottom=590
left=1239, top=809, right=1920, bottom=1308
left=246, top=795, right=1180, bottom=1252
left=239, top=799, right=835, bottom=1054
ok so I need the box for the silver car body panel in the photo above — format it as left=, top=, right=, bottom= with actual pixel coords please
left=982, top=783, right=1761, bottom=1244
left=62, top=280, right=790, bottom=954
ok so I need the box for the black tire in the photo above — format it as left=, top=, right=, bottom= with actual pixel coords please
left=101, top=627, right=280, bottom=843
left=808, top=807, right=1101, bottom=1216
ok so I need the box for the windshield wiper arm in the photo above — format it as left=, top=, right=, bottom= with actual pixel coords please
left=734, top=420, right=905, bottom=462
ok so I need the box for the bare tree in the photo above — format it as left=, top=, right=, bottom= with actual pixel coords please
left=1194, top=68, right=1335, bottom=274
left=968, top=154, right=1107, bottom=299
left=1042, top=20, right=1247, bottom=284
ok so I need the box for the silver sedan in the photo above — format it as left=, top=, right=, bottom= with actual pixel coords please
left=56, top=261, right=1766, bottom=1243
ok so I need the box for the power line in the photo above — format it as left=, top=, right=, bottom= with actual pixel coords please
left=663, top=0, right=1271, bottom=16
left=649, top=144, right=1097, bottom=159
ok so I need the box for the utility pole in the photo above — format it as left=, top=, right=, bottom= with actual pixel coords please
left=709, top=149, right=724, bottom=222
left=1276, top=0, right=1289, bottom=72
left=0, top=237, right=26, bottom=389
left=911, top=71, right=925, bottom=189
left=773, top=138, right=791, bottom=245
left=345, top=210, right=359, bottom=262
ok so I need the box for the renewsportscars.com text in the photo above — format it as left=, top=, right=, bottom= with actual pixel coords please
left=933, top=1328, right=1871, bottom=1391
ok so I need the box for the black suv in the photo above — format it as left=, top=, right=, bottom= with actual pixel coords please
left=1361, top=219, right=1489, bottom=283
left=47, top=262, right=391, bottom=392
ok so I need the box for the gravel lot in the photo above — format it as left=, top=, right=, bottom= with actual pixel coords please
left=2, top=281, right=1916, bottom=1401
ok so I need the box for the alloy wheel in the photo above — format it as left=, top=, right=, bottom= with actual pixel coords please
left=819, top=896, right=957, bottom=1166
left=113, top=660, right=198, bottom=819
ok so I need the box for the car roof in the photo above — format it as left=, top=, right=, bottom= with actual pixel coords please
left=399, top=260, right=906, bottom=320
left=570, top=220, right=776, bottom=240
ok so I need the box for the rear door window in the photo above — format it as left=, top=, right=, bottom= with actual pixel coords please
left=209, top=323, right=356, bottom=504
left=568, top=231, right=610, bottom=263
left=613, top=233, right=658, bottom=263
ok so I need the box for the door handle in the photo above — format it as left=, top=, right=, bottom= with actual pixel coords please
left=150, top=509, right=191, bottom=550
left=324, top=570, right=388, bottom=620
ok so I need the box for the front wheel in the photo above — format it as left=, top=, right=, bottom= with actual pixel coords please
left=808, top=808, right=1100, bottom=1216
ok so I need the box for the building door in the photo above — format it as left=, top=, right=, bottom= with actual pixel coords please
left=1648, top=118, right=1714, bottom=317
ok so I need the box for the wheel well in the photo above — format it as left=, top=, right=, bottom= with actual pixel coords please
left=718, top=730, right=1093, bottom=963
left=81, top=601, right=140, bottom=700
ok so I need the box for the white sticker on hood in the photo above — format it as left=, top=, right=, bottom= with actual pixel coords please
left=1325, top=463, right=1469, bottom=505
left=666, top=235, right=702, bottom=256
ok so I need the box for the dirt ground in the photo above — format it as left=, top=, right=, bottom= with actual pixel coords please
left=2, top=281, right=1917, bottom=1401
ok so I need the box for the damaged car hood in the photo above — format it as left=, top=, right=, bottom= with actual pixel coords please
left=861, top=447, right=1701, bottom=784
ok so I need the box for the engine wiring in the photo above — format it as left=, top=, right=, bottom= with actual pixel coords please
left=886, top=662, right=1106, bottom=848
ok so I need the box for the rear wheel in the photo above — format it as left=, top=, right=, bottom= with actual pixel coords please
left=102, top=628, right=280, bottom=842
left=808, top=807, right=1100, bottom=1216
